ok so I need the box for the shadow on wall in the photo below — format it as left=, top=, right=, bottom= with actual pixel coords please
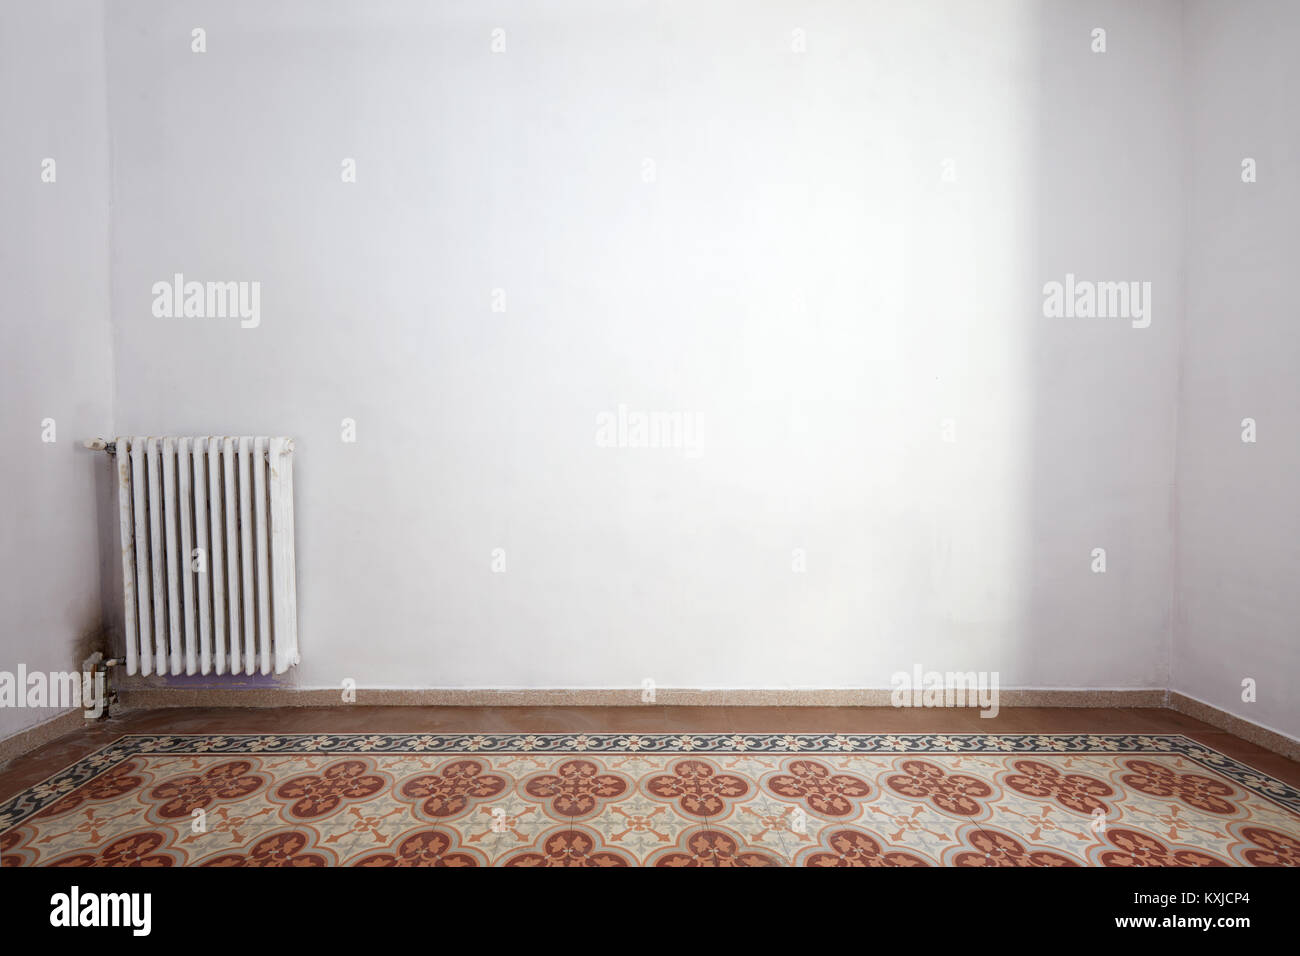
left=1018, top=5, right=1182, bottom=692
left=889, top=3, right=1180, bottom=694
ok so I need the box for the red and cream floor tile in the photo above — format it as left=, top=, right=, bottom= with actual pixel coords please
left=2, top=732, right=1297, bottom=867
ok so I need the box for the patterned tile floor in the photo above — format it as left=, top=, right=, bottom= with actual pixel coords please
left=2, top=733, right=1297, bottom=866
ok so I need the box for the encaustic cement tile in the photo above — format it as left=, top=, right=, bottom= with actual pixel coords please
left=2, top=733, right=1297, bottom=867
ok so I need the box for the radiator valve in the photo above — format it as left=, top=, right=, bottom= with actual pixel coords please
left=80, top=652, right=122, bottom=720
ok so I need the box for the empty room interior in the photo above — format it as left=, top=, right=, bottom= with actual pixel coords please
left=2, top=0, right=1299, bottom=892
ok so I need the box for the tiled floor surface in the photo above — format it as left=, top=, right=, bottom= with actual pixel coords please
left=1, top=709, right=1297, bottom=866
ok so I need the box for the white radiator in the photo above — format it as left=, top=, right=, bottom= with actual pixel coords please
left=112, top=436, right=299, bottom=677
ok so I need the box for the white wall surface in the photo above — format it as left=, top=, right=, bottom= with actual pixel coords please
left=102, top=0, right=1184, bottom=694
left=0, top=1, right=115, bottom=739
left=15, top=1, right=1295, bottom=741
left=1175, top=0, right=1300, bottom=737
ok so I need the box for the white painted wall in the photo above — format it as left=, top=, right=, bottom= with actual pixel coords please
left=0, top=1, right=115, bottom=739
left=7, top=1, right=1294, bottom=741
left=102, top=0, right=1184, bottom=694
left=1175, top=0, right=1300, bottom=738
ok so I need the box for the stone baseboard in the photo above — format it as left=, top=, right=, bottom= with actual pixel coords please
left=116, top=686, right=1169, bottom=709
left=0, top=710, right=90, bottom=766
left=1169, top=692, right=1299, bottom=761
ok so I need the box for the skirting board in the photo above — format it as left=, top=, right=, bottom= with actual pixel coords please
left=114, top=687, right=1169, bottom=709
left=0, top=710, right=89, bottom=765
left=1168, top=692, right=1299, bottom=762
